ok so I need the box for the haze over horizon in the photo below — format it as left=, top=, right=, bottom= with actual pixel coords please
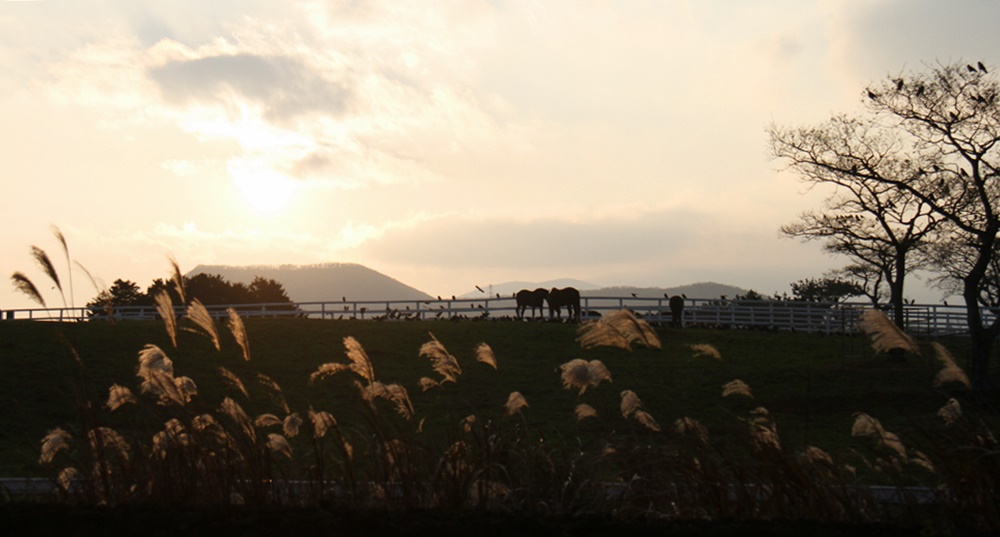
left=4, top=1, right=994, bottom=310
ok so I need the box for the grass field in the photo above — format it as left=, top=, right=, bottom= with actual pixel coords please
left=0, top=315, right=968, bottom=475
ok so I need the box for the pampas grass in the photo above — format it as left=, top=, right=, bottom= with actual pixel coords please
left=420, top=333, right=462, bottom=383
left=218, top=367, right=249, bottom=399
left=474, top=342, right=497, bottom=370
left=931, top=342, right=972, bottom=389
left=858, top=309, right=919, bottom=355
left=576, top=309, right=661, bottom=350
left=30, top=246, right=64, bottom=307
left=690, top=343, right=722, bottom=361
left=185, top=299, right=220, bottom=351
left=722, top=379, right=753, bottom=399
left=39, top=428, right=72, bottom=464
left=559, top=358, right=613, bottom=395
left=504, top=391, right=528, bottom=416
left=11, top=271, right=46, bottom=307
left=106, top=384, right=137, bottom=411
left=153, top=291, right=177, bottom=348
left=574, top=403, right=598, bottom=421
left=228, top=308, right=251, bottom=361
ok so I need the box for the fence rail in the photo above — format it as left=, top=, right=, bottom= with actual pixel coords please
left=0, top=297, right=983, bottom=336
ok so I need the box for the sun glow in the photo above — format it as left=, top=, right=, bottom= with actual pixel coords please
left=230, top=162, right=298, bottom=213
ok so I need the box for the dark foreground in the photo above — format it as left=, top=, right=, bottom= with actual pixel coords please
left=0, top=505, right=982, bottom=537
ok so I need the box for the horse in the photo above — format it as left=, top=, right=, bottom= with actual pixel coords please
left=548, top=287, right=581, bottom=322
left=515, top=288, right=549, bottom=319
left=668, top=295, right=685, bottom=327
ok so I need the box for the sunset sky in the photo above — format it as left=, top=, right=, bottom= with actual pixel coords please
left=3, top=0, right=998, bottom=310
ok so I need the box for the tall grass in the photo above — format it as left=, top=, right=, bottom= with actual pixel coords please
left=10, top=249, right=1000, bottom=532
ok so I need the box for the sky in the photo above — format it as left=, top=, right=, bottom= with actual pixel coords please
left=3, top=0, right=999, bottom=311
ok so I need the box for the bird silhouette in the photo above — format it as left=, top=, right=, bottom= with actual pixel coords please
left=631, top=293, right=637, bottom=298
left=867, top=89, right=878, bottom=100
left=968, top=64, right=977, bottom=73
left=895, top=78, right=904, bottom=91
left=979, top=61, right=988, bottom=74
left=437, top=295, right=442, bottom=300
left=342, top=296, right=346, bottom=302
left=475, top=285, right=484, bottom=293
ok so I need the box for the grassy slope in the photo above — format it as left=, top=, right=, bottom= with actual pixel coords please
left=0, top=318, right=965, bottom=475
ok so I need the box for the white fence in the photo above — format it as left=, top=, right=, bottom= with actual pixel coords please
left=0, top=297, right=982, bottom=336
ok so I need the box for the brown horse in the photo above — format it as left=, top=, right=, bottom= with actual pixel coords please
left=669, top=295, right=685, bottom=327
left=548, top=287, right=581, bottom=322
left=515, top=288, right=549, bottom=319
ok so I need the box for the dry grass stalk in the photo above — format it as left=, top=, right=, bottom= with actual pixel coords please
left=361, top=381, right=415, bottom=420
left=267, top=434, right=293, bottom=459
left=575, top=404, right=598, bottom=421
left=227, top=308, right=251, bottom=361
left=310, top=363, right=351, bottom=384
left=256, top=372, right=290, bottom=414
left=283, top=413, right=302, bottom=438
left=722, top=379, right=753, bottom=399
left=690, top=343, right=722, bottom=361
left=620, top=390, right=643, bottom=418
left=218, top=367, right=249, bottom=399
left=674, top=417, right=709, bottom=444
left=87, top=427, right=129, bottom=461
left=851, top=412, right=907, bottom=458
left=153, top=291, right=177, bottom=348
left=137, top=344, right=174, bottom=379
left=559, top=358, right=613, bottom=395
left=910, top=450, right=935, bottom=473
left=30, top=245, right=64, bottom=305
left=57, top=467, right=79, bottom=492
left=185, top=299, right=220, bottom=351
left=51, top=225, right=73, bottom=307
left=419, top=377, right=441, bottom=391
left=173, top=376, right=197, bottom=404
left=220, top=397, right=255, bottom=441
left=931, top=342, right=972, bottom=389
left=168, top=255, right=185, bottom=304
left=11, top=271, right=46, bottom=307
left=504, top=391, right=529, bottom=416
left=801, top=446, right=834, bottom=466
left=344, top=336, right=375, bottom=383
left=474, top=342, right=498, bottom=370
left=192, top=414, right=224, bottom=434
left=576, top=309, right=661, bottom=350
left=152, top=419, right=190, bottom=459
left=461, top=414, right=477, bottom=432
left=857, top=310, right=920, bottom=355
left=106, top=384, right=137, bottom=411
left=254, top=414, right=282, bottom=428
left=749, top=408, right=781, bottom=451
left=420, top=333, right=462, bottom=383
left=308, top=409, right=337, bottom=438
left=633, top=410, right=662, bottom=432
left=40, top=428, right=72, bottom=464
left=937, top=398, right=962, bottom=425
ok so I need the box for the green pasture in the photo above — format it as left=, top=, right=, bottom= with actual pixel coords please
left=0, top=317, right=974, bottom=476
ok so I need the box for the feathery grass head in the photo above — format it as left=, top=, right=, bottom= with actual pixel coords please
left=256, top=372, right=289, bottom=414
left=361, top=381, right=415, bottom=420
left=620, top=390, right=643, bottom=418
left=309, top=408, right=337, bottom=438
left=218, top=367, right=249, bottom=399
left=633, top=410, right=662, bottom=432
left=153, top=291, right=177, bottom=348
left=106, top=384, right=137, bottom=411
left=168, top=255, right=185, bottom=304
left=267, top=434, right=293, bottom=459
left=559, top=359, right=613, bottom=395
left=931, top=342, right=971, bottom=389
left=504, top=391, right=529, bottom=416
left=420, top=333, right=462, bottom=383
left=227, top=308, right=251, bottom=361
left=255, top=413, right=281, bottom=428
left=344, top=336, right=375, bottom=383
left=419, top=377, right=441, bottom=391
left=674, top=417, right=710, bottom=444
left=11, top=272, right=46, bottom=307
left=858, top=309, right=920, bottom=355
left=576, top=309, right=661, bottom=350
left=722, top=379, right=754, bottom=399
left=283, top=413, right=302, bottom=438
left=30, top=245, right=64, bottom=306
left=937, top=398, right=962, bottom=425
left=87, top=427, right=130, bottom=461
left=690, top=343, right=722, bottom=361
left=137, top=344, right=174, bottom=380
left=575, top=403, right=598, bottom=421
left=40, top=427, right=72, bottom=464
left=185, top=299, right=220, bottom=351
left=474, top=342, right=497, bottom=370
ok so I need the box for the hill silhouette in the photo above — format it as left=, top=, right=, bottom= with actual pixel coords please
left=187, top=263, right=433, bottom=303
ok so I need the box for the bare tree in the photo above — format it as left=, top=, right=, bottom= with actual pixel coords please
left=774, top=61, right=1000, bottom=390
left=770, top=114, right=943, bottom=330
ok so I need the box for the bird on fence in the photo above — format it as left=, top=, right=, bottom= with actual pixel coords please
left=475, top=285, right=484, bottom=293
left=631, top=293, right=637, bottom=298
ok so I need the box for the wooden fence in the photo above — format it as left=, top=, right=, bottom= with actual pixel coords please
left=0, top=297, right=983, bottom=336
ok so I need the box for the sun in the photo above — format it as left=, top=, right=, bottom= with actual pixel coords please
left=231, top=166, right=298, bottom=213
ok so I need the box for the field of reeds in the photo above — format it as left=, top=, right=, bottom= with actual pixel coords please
left=1, top=294, right=997, bottom=535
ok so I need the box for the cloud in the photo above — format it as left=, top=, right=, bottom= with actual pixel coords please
left=148, top=53, right=351, bottom=122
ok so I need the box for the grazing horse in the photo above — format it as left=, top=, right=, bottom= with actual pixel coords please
left=515, top=288, right=549, bottom=319
left=668, top=295, right=685, bottom=327
left=548, top=287, right=581, bottom=322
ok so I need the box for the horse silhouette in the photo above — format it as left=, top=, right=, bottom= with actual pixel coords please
left=548, top=287, right=581, bottom=322
left=515, top=288, right=549, bottom=319
left=668, top=295, right=685, bottom=327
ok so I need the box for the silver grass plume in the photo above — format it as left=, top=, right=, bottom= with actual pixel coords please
left=504, top=391, right=528, bottom=416
left=51, top=225, right=74, bottom=308
left=858, top=309, right=919, bottom=355
left=40, top=428, right=72, bottom=464
left=474, top=342, right=497, bottom=369
left=185, top=299, right=220, bottom=351
left=153, top=290, right=177, bottom=348
left=30, top=245, right=64, bottom=307
left=218, top=367, right=249, bottom=399
left=577, top=309, right=661, bottom=350
left=11, top=272, right=46, bottom=307
left=227, top=308, right=250, bottom=361
left=420, top=333, right=462, bottom=383
left=559, top=359, right=613, bottom=395
left=168, top=255, right=185, bottom=304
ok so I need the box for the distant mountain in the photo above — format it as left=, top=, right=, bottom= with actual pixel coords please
left=187, top=263, right=434, bottom=303
left=459, top=278, right=600, bottom=298
left=583, top=282, right=749, bottom=299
